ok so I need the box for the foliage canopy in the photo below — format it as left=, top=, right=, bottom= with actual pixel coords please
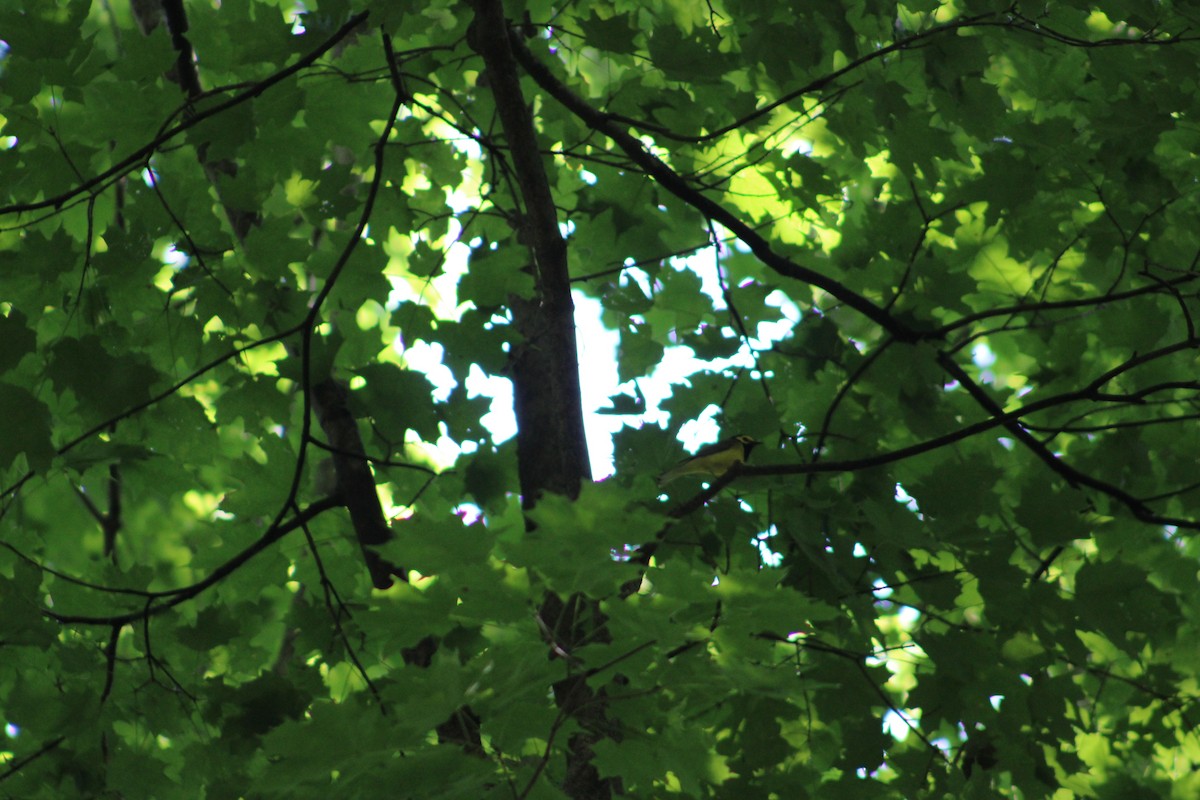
left=3, top=1, right=1200, bottom=797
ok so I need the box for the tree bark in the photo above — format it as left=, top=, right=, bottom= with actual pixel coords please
left=468, top=0, right=591, bottom=506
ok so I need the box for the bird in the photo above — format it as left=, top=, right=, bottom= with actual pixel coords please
left=656, top=435, right=760, bottom=487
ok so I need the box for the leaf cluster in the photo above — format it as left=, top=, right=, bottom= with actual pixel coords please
left=3, top=1, right=1200, bottom=798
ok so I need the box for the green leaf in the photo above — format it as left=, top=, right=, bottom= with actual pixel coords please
left=0, top=310, right=36, bottom=374
left=463, top=447, right=514, bottom=513
left=0, top=558, right=53, bottom=647
left=460, top=245, right=534, bottom=308
left=648, top=26, right=737, bottom=84
left=46, top=336, right=159, bottom=424
left=354, top=363, right=441, bottom=443
left=4, top=2, right=1200, bottom=796
left=0, top=382, right=54, bottom=471
left=576, top=13, right=638, bottom=52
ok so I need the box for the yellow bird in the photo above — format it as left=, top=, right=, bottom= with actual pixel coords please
left=657, top=435, right=760, bottom=487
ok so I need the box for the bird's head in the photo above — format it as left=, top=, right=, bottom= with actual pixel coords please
left=734, top=435, right=760, bottom=456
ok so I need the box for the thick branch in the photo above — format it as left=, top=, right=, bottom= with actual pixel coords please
left=469, top=0, right=591, bottom=502
left=311, top=379, right=400, bottom=590
left=508, top=33, right=916, bottom=341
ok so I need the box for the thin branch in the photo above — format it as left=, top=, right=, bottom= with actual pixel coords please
left=100, top=624, right=120, bottom=703
left=509, top=32, right=918, bottom=341
left=43, top=495, right=342, bottom=626
left=595, top=11, right=1005, bottom=145
left=937, top=354, right=1200, bottom=531
left=0, top=736, right=66, bottom=785
left=935, top=274, right=1199, bottom=338
left=2, top=326, right=298, bottom=502
left=0, top=11, right=371, bottom=218
left=298, top=509, right=385, bottom=711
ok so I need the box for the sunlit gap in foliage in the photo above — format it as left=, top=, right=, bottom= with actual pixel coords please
left=163, top=244, right=188, bottom=270
left=882, top=708, right=920, bottom=742
left=383, top=230, right=622, bottom=474
left=377, top=98, right=807, bottom=475
left=151, top=241, right=191, bottom=292
left=972, top=341, right=997, bottom=383
left=380, top=135, right=802, bottom=478
left=894, top=483, right=920, bottom=515
left=616, top=244, right=802, bottom=455
left=283, top=1, right=308, bottom=34
left=371, top=121, right=626, bottom=474
left=389, top=241, right=762, bottom=478
left=454, top=503, right=484, bottom=526
left=756, top=524, right=783, bottom=566
left=379, top=130, right=486, bottom=472
left=872, top=587, right=924, bottom=748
